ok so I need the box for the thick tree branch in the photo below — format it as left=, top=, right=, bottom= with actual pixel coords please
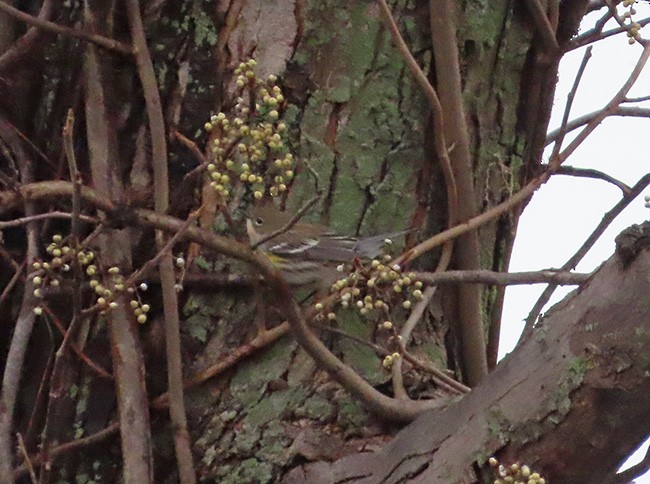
left=414, top=269, right=590, bottom=286
left=375, top=0, right=456, bottom=271
left=428, top=0, right=488, bottom=385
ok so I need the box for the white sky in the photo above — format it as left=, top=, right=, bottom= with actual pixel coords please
left=499, top=3, right=650, bottom=480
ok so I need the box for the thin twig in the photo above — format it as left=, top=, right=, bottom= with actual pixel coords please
left=0, top=260, right=24, bottom=306
left=392, top=286, right=437, bottom=399
left=550, top=46, right=593, bottom=162
left=41, top=306, right=113, bottom=379
left=14, top=423, right=120, bottom=480
left=0, top=0, right=133, bottom=54
left=174, top=130, right=208, bottom=165
left=398, top=169, right=552, bottom=265
left=568, top=14, right=650, bottom=50
left=129, top=210, right=199, bottom=283
left=624, top=94, right=650, bottom=103
left=16, top=433, right=36, bottom=484
left=546, top=106, right=650, bottom=145
left=0, top=211, right=98, bottom=229
left=552, top=165, right=631, bottom=194
left=604, top=0, right=648, bottom=46
left=63, top=110, right=82, bottom=243
left=375, top=0, right=459, bottom=231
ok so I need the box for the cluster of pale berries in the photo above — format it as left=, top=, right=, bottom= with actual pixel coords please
left=31, top=234, right=185, bottom=325
left=622, top=0, right=643, bottom=44
left=644, top=193, right=649, bottom=208
left=314, top=250, right=424, bottom=370
left=489, top=457, right=546, bottom=484
left=203, top=58, right=294, bottom=200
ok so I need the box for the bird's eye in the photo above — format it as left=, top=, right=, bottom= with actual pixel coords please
left=255, top=217, right=264, bottom=225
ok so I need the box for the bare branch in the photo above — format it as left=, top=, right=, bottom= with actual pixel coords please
left=570, top=14, right=650, bottom=50
left=414, top=269, right=591, bottom=286
left=0, top=0, right=133, bottom=55
left=550, top=46, right=593, bottom=161
left=0, top=211, right=98, bottom=229
left=125, top=1, right=195, bottom=481
left=14, top=423, right=120, bottom=480
left=557, top=41, right=650, bottom=163
left=398, top=168, right=553, bottom=265
left=546, top=106, right=650, bottom=145
left=552, top=165, right=632, bottom=194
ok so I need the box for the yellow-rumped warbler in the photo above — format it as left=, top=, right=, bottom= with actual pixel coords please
left=246, top=204, right=411, bottom=288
